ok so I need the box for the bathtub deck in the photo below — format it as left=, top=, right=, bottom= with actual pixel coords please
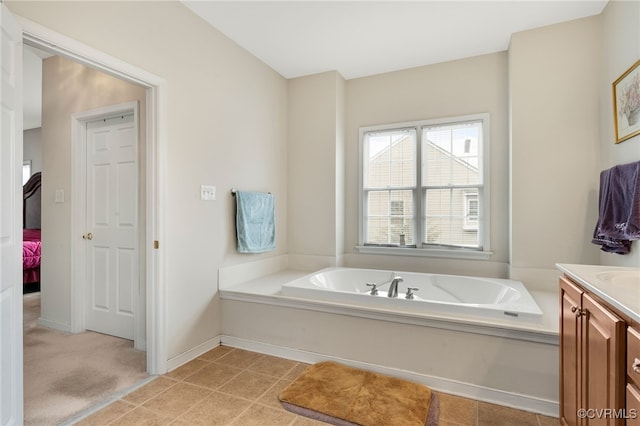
left=219, top=268, right=560, bottom=416
left=220, top=269, right=559, bottom=341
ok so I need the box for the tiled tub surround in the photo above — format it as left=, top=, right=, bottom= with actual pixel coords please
left=217, top=259, right=560, bottom=416
left=75, top=346, right=560, bottom=425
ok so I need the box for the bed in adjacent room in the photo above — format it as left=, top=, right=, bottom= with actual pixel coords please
left=23, top=172, right=41, bottom=293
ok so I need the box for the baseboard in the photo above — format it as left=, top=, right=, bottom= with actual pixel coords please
left=37, top=317, right=71, bottom=333
left=220, top=335, right=559, bottom=417
left=166, top=335, right=221, bottom=372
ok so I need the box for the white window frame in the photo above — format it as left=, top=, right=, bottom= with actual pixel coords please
left=357, top=113, right=492, bottom=259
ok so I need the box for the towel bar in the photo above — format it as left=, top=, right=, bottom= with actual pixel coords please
left=230, top=188, right=271, bottom=196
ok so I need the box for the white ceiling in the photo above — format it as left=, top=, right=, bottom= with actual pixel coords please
left=182, top=0, right=608, bottom=80
left=23, top=1, right=609, bottom=130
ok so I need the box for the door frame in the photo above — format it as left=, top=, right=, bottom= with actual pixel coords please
left=1, top=4, right=25, bottom=424
left=18, top=16, right=167, bottom=374
left=71, top=102, right=143, bottom=348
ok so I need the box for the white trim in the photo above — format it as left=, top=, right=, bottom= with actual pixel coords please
left=166, top=335, right=222, bottom=372
left=70, top=113, right=87, bottom=334
left=17, top=17, right=162, bottom=88
left=18, top=16, right=167, bottom=374
left=358, top=113, right=491, bottom=257
left=37, top=318, right=72, bottom=333
left=355, top=245, right=493, bottom=259
left=221, top=335, right=559, bottom=417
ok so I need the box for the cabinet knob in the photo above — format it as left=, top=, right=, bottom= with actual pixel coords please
left=570, top=306, right=584, bottom=316
left=633, top=358, right=640, bottom=374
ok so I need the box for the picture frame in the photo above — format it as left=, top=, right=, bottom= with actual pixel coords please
left=613, top=59, right=640, bottom=144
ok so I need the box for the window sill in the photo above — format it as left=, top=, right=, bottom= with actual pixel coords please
left=355, top=245, right=493, bottom=260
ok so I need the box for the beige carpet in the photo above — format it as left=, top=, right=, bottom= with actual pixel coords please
left=23, top=293, right=148, bottom=425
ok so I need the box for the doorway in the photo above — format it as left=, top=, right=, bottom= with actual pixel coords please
left=71, top=104, right=143, bottom=346
left=20, top=16, right=167, bottom=372
left=3, top=8, right=167, bottom=423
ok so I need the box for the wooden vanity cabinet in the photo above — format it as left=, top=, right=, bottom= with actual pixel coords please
left=560, top=276, right=625, bottom=426
left=561, top=277, right=582, bottom=425
left=627, top=328, right=640, bottom=425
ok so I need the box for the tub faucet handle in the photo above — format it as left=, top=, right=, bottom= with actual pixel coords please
left=405, top=287, right=419, bottom=299
left=366, top=283, right=378, bottom=295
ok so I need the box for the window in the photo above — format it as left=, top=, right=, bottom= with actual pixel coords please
left=359, top=114, right=490, bottom=258
left=23, top=160, right=32, bottom=185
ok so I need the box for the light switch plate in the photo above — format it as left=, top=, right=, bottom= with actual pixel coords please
left=200, top=185, right=216, bottom=201
left=55, top=189, right=65, bottom=203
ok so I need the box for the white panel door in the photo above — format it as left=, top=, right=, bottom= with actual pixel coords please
left=0, top=4, right=23, bottom=425
left=85, top=114, right=138, bottom=340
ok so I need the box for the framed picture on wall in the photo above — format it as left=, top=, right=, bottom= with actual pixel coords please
left=613, top=59, right=640, bottom=143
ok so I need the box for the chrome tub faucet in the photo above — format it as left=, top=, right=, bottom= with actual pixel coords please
left=388, top=276, right=403, bottom=298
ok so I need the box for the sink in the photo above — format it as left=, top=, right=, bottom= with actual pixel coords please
left=596, top=271, right=640, bottom=286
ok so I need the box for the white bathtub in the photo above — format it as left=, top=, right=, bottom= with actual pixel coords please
left=280, top=267, right=543, bottom=323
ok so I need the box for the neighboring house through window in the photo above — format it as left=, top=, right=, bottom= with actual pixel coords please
left=358, top=113, right=490, bottom=258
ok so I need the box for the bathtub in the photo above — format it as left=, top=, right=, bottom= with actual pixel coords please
left=280, top=267, right=544, bottom=323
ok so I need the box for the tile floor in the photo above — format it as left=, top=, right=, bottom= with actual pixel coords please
left=74, top=346, right=560, bottom=426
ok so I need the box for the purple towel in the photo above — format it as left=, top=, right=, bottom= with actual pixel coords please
left=592, top=161, right=640, bottom=254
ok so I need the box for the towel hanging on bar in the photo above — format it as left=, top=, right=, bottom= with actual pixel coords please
left=234, top=190, right=276, bottom=253
left=592, top=160, right=640, bottom=254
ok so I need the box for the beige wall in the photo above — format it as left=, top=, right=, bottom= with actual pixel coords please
left=509, top=16, right=602, bottom=290
left=9, top=0, right=638, bottom=372
left=40, top=55, right=147, bottom=327
left=345, top=53, right=510, bottom=277
left=599, top=0, right=640, bottom=267
left=9, top=1, right=288, bottom=360
left=287, top=71, right=345, bottom=268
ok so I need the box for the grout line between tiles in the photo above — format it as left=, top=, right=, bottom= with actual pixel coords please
left=72, top=346, right=559, bottom=426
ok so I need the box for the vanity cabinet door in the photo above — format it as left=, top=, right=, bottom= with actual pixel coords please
left=561, top=277, right=583, bottom=426
left=582, top=293, right=625, bottom=425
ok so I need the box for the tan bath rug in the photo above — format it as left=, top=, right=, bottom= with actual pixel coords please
left=279, top=361, right=438, bottom=426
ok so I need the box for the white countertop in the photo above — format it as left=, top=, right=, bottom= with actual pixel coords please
left=556, top=263, right=640, bottom=323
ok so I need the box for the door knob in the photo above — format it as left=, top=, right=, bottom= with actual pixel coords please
left=83, top=232, right=93, bottom=240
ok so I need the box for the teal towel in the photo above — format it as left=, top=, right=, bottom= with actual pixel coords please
left=235, top=191, right=276, bottom=253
